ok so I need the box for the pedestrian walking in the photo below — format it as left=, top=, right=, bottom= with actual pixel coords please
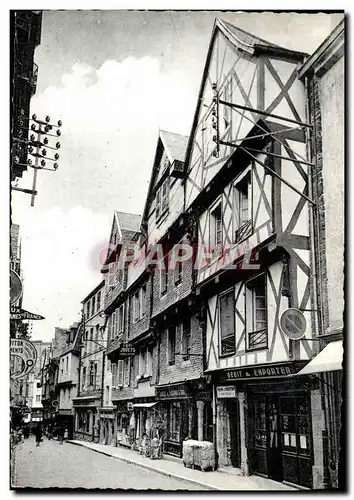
left=23, top=425, right=30, bottom=440
left=34, top=424, right=43, bottom=447
left=57, top=425, right=64, bottom=445
left=64, top=428, right=68, bottom=441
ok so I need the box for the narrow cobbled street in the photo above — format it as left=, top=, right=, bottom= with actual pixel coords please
left=12, top=437, right=204, bottom=490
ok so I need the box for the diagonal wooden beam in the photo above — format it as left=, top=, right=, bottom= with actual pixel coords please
left=240, top=147, right=316, bottom=205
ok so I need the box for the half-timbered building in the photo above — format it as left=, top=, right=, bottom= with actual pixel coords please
left=184, top=19, right=322, bottom=489
left=142, top=130, right=212, bottom=458
left=100, top=211, right=141, bottom=446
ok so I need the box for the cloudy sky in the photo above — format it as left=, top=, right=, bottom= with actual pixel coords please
left=12, top=10, right=343, bottom=342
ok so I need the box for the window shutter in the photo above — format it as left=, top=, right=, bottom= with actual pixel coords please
left=111, top=312, right=116, bottom=339
left=117, top=360, right=124, bottom=386
left=124, top=358, right=130, bottom=387
left=112, top=363, right=117, bottom=386
left=220, top=291, right=235, bottom=339
left=156, top=188, right=161, bottom=220
left=115, top=309, right=119, bottom=336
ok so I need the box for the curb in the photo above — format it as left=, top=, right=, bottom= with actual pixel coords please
left=67, top=440, right=219, bottom=490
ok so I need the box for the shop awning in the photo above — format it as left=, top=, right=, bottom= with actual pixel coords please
left=132, top=402, right=157, bottom=409
left=291, top=340, right=343, bottom=376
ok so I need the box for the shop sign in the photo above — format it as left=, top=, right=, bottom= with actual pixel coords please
left=10, top=306, right=45, bottom=320
left=10, top=270, right=23, bottom=305
left=119, top=343, right=136, bottom=357
left=219, top=362, right=303, bottom=383
left=10, top=339, right=37, bottom=380
left=217, top=386, right=236, bottom=398
left=157, top=385, right=189, bottom=400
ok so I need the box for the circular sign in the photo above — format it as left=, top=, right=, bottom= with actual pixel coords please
left=10, top=339, right=37, bottom=380
left=10, top=270, right=23, bottom=305
left=280, top=308, right=307, bottom=340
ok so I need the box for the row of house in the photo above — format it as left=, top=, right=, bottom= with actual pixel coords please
left=42, top=18, right=344, bottom=490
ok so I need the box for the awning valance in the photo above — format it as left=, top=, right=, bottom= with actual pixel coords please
left=132, top=402, right=157, bottom=409
left=292, top=340, right=343, bottom=376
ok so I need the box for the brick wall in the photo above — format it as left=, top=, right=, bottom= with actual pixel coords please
left=128, top=275, right=152, bottom=341
left=157, top=313, right=203, bottom=386
left=151, top=234, right=194, bottom=318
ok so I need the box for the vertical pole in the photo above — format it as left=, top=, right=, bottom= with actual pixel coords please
left=30, top=123, right=42, bottom=206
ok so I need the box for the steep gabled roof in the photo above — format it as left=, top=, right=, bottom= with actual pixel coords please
left=160, top=130, right=189, bottom=164
left=184, top=17, right=308, bottom=169
left=218, top=19, right=281, bottom=51
left=141, top=130, right=188, bottom=225
left=114, top=211, right=141, bottom=233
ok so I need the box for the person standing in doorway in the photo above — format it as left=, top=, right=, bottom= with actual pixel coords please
left=57, top=425, right=64, bottom=445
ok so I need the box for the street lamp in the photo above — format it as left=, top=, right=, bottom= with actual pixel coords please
left=11, top=114, right=63, bottom=206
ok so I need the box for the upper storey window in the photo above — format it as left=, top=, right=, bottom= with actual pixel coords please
left=210, top=200, right=222, bottom=255
left=235, top=168, right=252, bottom=243
left=156, top=177, right=169, bottom=222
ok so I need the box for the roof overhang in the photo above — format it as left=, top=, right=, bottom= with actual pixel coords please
left=290, top=340, right=343, bottom=376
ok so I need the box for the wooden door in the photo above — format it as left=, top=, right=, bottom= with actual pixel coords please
left=227, top=400, right=241, bottom=468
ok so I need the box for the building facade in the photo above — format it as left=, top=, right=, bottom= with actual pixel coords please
left=183, top=19, right=326, bottom=489
left=73, top=281, right=105, bottom=443
left=57, top=324, right=80, bottom=438
left=298, top=19, right=344, bottom=488
left=11, top=10, right=42, bottom=181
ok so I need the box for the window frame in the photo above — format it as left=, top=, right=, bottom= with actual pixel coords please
left=234, top=166, right=253, bottom=243
left=160, top=266, right=168, bottom=296
left=168, top=326, right=176, bottom=365
left=181, top=319, right=191, bottom=361
left=209, top=197, right=223, bottom=255
left=245, top=273, right=268, bottom=352
left=155, top=177, right=170, bottom=222
left=218, top=287, right=236, bottom=357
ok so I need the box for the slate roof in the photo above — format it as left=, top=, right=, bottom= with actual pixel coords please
left=115, top=211, right=142, bottom=233
left=160, top=130, right=189, bottom=163
left=219, top=19, right=281, bottom=50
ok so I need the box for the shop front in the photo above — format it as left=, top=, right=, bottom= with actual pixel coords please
left=114, top=401, right=133, bottom=448
left=130, top=401, right=163, bottom=456
left=73, top=396, right=100, bottom=443
left=156, top=381, right=212, bottom=458
left=56, top=408, right=74, bottom=439
left=99, top=408, right=116, bottom=446
left=214, top=361, right=320, bottom=489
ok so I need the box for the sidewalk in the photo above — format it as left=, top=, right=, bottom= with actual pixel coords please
left=67, top=440, right=295, bottom=491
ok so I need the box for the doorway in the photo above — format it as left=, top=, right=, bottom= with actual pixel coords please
left=227, top=400, right=241, bottom=468
left=249, top=392, right=312, bottom=488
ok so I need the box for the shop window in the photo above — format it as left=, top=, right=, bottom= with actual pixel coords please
left=181, top=319, right=191, bottom=360
left=253, top=396, right=267, bottom=448
left=168, top=327, right=176, bottom=365
left=210, top=201, right=222, bottom=254
left=234, top=169, right=252, bottom=243
left=246, top=274, right=268, bottom=351
left=167, top=402, right=181, bottom=442
left=203, top=401, right=214, bottom=443
left=280, top=396, right=311, bottom=455
left=219, top=289, right=236, bottom=356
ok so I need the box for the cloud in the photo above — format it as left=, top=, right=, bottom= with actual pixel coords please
left=13, top=55, right=197, bottom=342
left=18, top=206, right=111, bottom=341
